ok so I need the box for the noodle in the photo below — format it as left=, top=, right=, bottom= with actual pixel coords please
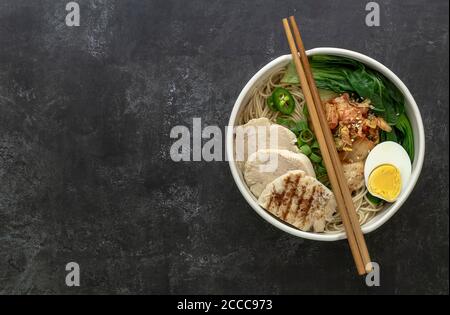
left=239, top=69, right=306, bottom=125
left=239, top=66, right=385, bottom=233
left=323, top=187, right=384, bottom=234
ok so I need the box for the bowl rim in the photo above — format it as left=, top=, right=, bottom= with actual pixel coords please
left=226, top=47, right=425, bottom=242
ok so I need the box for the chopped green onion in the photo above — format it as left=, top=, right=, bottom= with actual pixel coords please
left=311, top=140, right=319, bottom=149
left=310, top=152, right=322, bottom=163
left=299, top=129, right=314, bottom=144
left=299, top=144, right=312, bottom=156
left=302, top=105, right=309, bottom=118
left=317, top=174, right=329, bottom=184
left=276, top=117, right=297, bottom=133
left=297, top=120, right=309, bottom=131
left=315, top=165, right=327, bottom=175
left=312, top=147, right=321, bottom=156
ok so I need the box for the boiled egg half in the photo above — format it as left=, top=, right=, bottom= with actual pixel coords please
left=364, top=141, right=412, bottom=202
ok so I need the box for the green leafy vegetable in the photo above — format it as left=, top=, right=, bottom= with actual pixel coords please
left=282, top=55, right=405, bottom=124
left=394, top=113, right=414, bottom=160
left=381, top=128, right=398, bottom=142
left=281, top=55, right=415, bottom=160
left=318, top=88, right=339, bottom=102
left=366, top=192, right=383, bottom=206
left=309, top=55, right=406, bottom=124
left=282, top=62, right=300, bottom=84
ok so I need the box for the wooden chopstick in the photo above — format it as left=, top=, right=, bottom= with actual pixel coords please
left=281, top=18, right=364, bottom=275
left=282, top=17, right=371, bottom=275
left=287, top=16, right=372, bottom=273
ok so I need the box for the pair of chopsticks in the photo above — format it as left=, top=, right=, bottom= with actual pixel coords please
left=282, top=16, right=372, bottom=275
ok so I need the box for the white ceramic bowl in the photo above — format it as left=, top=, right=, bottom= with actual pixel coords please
left=226, top=47, right=425, bottom=241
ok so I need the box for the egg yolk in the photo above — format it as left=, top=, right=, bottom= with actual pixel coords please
left=368, top=164, right=402, bottom=202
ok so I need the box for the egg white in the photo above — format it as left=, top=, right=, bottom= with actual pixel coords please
left=364, top=141, right=412, bottom=201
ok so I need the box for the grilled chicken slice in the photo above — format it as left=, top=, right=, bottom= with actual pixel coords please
left=244, top=149, right=316, bottom=198
left=258, top=170, right=336, bottom=232
left=234, top=118, right=299, bottom=171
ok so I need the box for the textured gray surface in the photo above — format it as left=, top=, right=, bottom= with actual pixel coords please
left=0, top=0, right=448, bottom=294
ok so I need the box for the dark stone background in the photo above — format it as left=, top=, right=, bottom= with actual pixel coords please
left=0, top=0, right=448, bottom=295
